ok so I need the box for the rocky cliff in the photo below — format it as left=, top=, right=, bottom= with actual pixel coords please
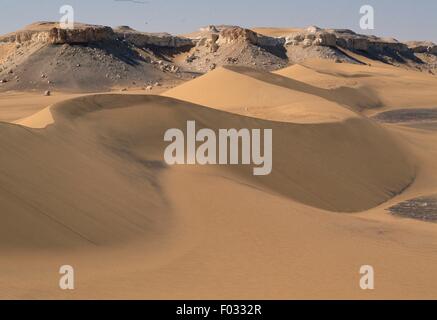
left=0, top=22, right=193, bottom=48
left=1, top=22, right=436, bottom=93
left=114, top=27, right=193, bottom=48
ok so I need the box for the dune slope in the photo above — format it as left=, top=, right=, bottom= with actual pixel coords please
left=276, top=59, right=437, bottom=113
left=164, top=66, right=382, bottom=118
left=0, top=93, right=414, bottom=251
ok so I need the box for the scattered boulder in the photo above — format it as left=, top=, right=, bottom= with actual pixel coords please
left=186, top=54, right=197, bottom=63
left=169, top=65, right=179, bottom=73
left=305, top=34, right=317, bottom=41
left=307, top=26, right=321, bottom=34
left=44, top=90, right=51, bottom=96
left=302, top=39, right=313, bottom=48
left=226, top=57, right=238, bottom=64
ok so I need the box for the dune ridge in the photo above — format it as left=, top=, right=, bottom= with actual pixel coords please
left=163, top=65, right=382, bottom=123
left=276, top=59, right=437, bottom=114
left=0, top=91, right=415, bottom=252
left=3, top=57, right=437, bottom=299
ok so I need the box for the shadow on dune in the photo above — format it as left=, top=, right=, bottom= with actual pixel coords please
left=0, top=94, right=415, bottom=249
left=224, top=65, right=384, bottom=110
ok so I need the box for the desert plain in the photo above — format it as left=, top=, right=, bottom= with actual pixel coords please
left=1, top=23, right=437, bottom=299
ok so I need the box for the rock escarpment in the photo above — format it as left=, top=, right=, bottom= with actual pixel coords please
left=181, top=26, right=288, bottom=73
left=406, top=41, right=437, bottom=54
left=0, top=22, right=193, bottom=48
left=285, top=26, right=412, bottom=55
left=1, top=21, right=436, bottom=92
left=114, top=27, right=193, bottom=48
left=0, top=22, right=194, bottom=92
left=48, top=26, right=115, bottom=44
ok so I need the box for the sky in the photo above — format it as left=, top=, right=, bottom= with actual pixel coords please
left=1, top=0, right=436, bottom=42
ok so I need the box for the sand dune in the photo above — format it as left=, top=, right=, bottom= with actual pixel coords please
left=0, top=93, right=413, bottom=251
left=164, top=66, right=382, bottom=120
left=3, top=57, right=437, bottom=299
left=0, top=92, right=82, bottom=123
left=1, top=91, right=437, bottom=299
left=277, top=59, right=437, bottom=114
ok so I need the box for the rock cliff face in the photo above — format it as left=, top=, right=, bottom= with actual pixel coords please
left=406, top=41, right=437, bottom=54
left=276, top=25, right=437, bottom=69
left=285, top=28, right=337, bottom=47
left=284, top=26, right=412, bottom=55
left=0, top=23, right=194, bottom=49
left=216, top=27, right=285, bottom=47
left=115, top=29, right=193, bottom=48
left=0, top=23, right=115, bottom=45
left=0, top=22, right=194, bottom=92
left=2, top=22, right=435, bottom=64
left=334, top=34, right=411, bottom=55
left=181, top=26, right=288, bottom=73
left=1, top=30, right=51, bottom=44
left=1, top=21, right=436, bottom=90
left=48, top=26, right=115, bottom=44
left=192, top=24, right=435, bottom=64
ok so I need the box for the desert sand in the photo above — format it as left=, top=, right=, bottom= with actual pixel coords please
left=2, top=55, right=437, bottom=300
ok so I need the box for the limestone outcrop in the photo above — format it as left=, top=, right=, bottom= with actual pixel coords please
left=284, top=26, right=413, bottom=56
left=114, top=28, right=193, bottom=48
left=48, top=26, right=114, bottom=44
left=0, top=23, right=194, bottom=49
left=406, top=41, right=437, bottom=54
left=217, top=27, right=285, bottom=47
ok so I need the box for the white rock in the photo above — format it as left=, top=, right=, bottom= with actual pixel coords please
left=307, top=26, right=321, bottom=34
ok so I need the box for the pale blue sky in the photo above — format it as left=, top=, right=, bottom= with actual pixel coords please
left=1, top=0, right=436, bottom=42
